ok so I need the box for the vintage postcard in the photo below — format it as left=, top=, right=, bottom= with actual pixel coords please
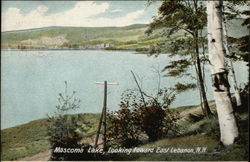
left=1, top=0, right=249, bottom=161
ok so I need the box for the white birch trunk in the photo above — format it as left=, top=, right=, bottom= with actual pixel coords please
left=228, top=63, right=242, bottom=106
left=207, top=0, right=239, bottom=146
left=221, top=7, right=242, bottom=106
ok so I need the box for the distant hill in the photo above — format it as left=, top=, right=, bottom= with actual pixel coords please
left=1, top=24, right=158, bottom=51
left=1, top=19, right=248, bottom=51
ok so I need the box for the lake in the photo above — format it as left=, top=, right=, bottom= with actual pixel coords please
left=1, top=50, right=248, bottom=129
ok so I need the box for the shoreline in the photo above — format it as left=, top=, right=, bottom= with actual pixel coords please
left=1, top=48, right=150, bottom=54
left=1, top=102, right=204, bottom=130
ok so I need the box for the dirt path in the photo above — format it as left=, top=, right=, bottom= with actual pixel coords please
left=18, top=150, right=51, bottom=161
left=17, top=136, right=99, bottom=161
left=179, top=102, right=216, bottom=118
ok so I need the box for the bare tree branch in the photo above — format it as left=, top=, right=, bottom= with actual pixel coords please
left=131, top=70, right=147, bottom=108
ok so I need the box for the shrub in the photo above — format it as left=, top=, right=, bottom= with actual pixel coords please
left=136, top=106, right=166, bottom=141
left=47, top=82, right=96, bottom=160
left=107, top=107, right=142, bottom=148
left=107, top=88, right=179, bottom=147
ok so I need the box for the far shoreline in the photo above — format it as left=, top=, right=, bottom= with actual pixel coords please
left=1, top=48, right=150, bottom=54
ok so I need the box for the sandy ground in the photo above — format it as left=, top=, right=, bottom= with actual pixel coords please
left=18, top=150, right=51, bottom=161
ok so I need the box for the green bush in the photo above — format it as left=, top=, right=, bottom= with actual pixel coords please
left=107, top=107, right=142, bottom=148
left=47, top=82, right=96, bottom=160
left=107, top=88, right=179, bottom=147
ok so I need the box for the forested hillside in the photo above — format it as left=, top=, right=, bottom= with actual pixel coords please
left=1, top=19, right=247, bottom=51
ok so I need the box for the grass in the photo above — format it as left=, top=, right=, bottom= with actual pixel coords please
left=1, top=101, right=248, bottom=161
left=134, top=135, right=218, bottom=161
left=1, top=113, right=100, bottom=161
left=129, top=135, right=248, bottom=161
left=1, top=118, right=50, bottom=160
left=127, top=106, right=248, bottom=161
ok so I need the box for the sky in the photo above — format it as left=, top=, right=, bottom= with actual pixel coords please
left=1, top=1, right=161, bottom=32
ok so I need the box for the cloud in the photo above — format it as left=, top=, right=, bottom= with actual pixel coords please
left=93, top=9, right=145, bottom=27
left=2, top=1, right=146, bottom=31
left=110, top=9, right=123, bottom=13
left=37, top=5, right=49, bottom=13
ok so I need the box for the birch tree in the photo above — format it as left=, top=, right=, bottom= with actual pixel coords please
left=147, top=0, right=212, bottom=117
left=206, top=0, right=239, bottom=146
left=221, top=3, right=242, bottom=106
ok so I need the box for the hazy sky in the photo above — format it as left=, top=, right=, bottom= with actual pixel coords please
left=2, top=1, right=161, bottom=31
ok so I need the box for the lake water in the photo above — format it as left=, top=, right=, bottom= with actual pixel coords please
left=1, top=50, right=248, bottom=129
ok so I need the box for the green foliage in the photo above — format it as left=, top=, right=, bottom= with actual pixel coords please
left=107, top=107, right=142, bottom=148
left=227, top=11, right=249, bottom=64
left=238, top=82, right=249, bottom=113
left=221, top=1, right=249, bottom=63
left=147, top=0, right=207, bottom=59
left=163, top=59, right=191, bottom=77
left=147, top=0, right=215, bottom=117
left=223, top=1, right=249, bottom=21
left=146, top=1, right=206, bottom=35
left=47, top=81, right=93, bottom=161
left=107, top=88, right=179, bottom=147
left=173, top=82, right=197, bottom=93
left=136, top=106, right=179, bottom=141
left=146, top=0, right=209, bottom=97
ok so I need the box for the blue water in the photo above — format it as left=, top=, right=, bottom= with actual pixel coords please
left=1, top=50, right=248, bottom=129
